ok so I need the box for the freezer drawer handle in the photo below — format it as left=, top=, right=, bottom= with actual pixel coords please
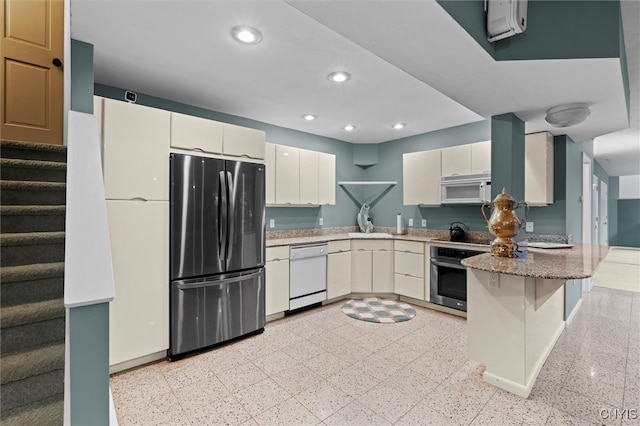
left=175, top=270, right=263, bottom=290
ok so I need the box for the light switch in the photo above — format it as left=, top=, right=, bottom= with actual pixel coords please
left=421, top=219, right=427, bottom=227
left=525, top=222, right=534, bottom=232
left=319, top=218, right=323, bottom=226
left=269, top=219, right=275, bottom=228
left=408, top=218, right=414, bottom=226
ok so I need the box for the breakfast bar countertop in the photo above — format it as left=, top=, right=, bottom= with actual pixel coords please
left=461, top=244, right=610, bottom=280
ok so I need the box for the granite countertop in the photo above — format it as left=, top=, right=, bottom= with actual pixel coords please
left=461, top=244, right=610, bottom=280
left=265, top=227, right=492, bottom=249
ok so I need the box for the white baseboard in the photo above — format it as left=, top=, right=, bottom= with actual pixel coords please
left=109, top=350, right=166, bottom=374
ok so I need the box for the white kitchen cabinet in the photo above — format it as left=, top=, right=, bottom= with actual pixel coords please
left=372, top=250, right=394, bottom=293
left=102, top=99, right=170, bottom=201
left=170, top=112, right=223, bottom=154
left=471, top=140, right=492, bottom=174
left=275, top=145, right=300, bottom=204
left=441, top=144, right=471, bottom=177
left=222, top=123, right=265, bottom=160
left=351, top=240, right=393, bottom=293
left=265, top=246, right=290, bottom=316
left=327, top=240, right=351, bottom=299
left=525, top=132, right=554, bottom=206
left=424, top=244, right=432, bottom=302
left=318, top=152, right=336, bottom=205
left=403, top=149, right=442, bottom=205
left=107, top=200, right=169, bottom=366
left=299, top=149, right=319, bottom=205
left=265, top=143, right=276, bottom=205
left=394, top=240, right=425, bottom=300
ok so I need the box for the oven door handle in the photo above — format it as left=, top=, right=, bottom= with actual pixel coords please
left=431, top=259, right=467, bottom=270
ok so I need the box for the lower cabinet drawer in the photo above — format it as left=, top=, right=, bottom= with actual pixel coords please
left=394, top=273, right=424, bottom=300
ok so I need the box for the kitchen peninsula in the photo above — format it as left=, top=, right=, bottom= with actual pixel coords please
left=462, top=244, right=609, bottom=398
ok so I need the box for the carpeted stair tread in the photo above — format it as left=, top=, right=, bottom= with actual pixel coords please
left=1, top=298, right=65, bottom=328
left=0, top=262, right=65, bottom=284
left=0, top=369, right=64, bottom=412
left=0, top=205, right=66, bottom=217
left=1, top=139, right=67, bottom=154
left=1, top=343, right=64, bottom=384
left=0, top=158, right=67, bottom=170
left=1, top=276, right=64, bottom=308
left=0, top=231, right=65, bottom=246
left=0, top=393, right=63, bottom=426
left=0, top=180, right=66, bottom=190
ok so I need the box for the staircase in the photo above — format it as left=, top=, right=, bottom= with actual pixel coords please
left=1, top=140, right=66, bottom=425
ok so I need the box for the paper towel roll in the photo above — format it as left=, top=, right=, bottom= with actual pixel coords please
left=396, top=213, right=403, bottom=234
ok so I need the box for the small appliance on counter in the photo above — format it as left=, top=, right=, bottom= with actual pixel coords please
left=482, top=188, right=529, bottom=257
left=449, top=222, right=467, bottom=242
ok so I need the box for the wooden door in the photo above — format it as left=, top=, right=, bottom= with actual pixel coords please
left=1, top=0, right=64, bottom=145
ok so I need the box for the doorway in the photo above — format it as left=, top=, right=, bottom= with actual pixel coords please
left=581, top=154, right=593, bottom=292
left=600, top=180, right=608, bottom=246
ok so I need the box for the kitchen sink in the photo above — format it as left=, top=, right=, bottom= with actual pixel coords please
left=348, top=232, right=392, bottom=239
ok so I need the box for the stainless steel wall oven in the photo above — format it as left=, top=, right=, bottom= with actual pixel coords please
left=430, top=246, right=484, bottom=312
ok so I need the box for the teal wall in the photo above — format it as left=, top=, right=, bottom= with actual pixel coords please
left=437, top=0, right=622, bottom=61
left=69, top=39, right=110, bottom=425
left=94, top=84, right=363, bottom=231
left=490, top=113, right=525, bottom=201
left=617, top=199, right=640, bottom=247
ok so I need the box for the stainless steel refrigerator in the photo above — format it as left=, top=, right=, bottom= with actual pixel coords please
left=169, top=153, right=265, bottom=358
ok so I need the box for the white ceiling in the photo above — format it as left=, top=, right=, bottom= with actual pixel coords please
left=70, top=0, right=639, bottom=177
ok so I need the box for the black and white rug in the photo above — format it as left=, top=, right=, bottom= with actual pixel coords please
left=341, top=297, right=416, bottom=323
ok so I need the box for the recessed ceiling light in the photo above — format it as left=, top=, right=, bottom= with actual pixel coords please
left=303, top=114, right=317, bottom=121
left=231, top=26, right=262, bottom=44
left=392, top=123, right=405, bottom=130
left=343, top=124, right=356, bottom=131
left=327, top=71, right=351, bottom=83
left=544, top=103, right=590, bottom=127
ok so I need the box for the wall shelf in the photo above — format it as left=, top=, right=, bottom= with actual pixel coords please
left=338, top=181, right=397, bottom=208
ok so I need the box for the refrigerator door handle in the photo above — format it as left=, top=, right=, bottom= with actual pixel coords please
left=174, top=270, right=263, bottom=290
left=219, top=170, right=228, bottom=261
left=226, top=170, right=235, bottom=269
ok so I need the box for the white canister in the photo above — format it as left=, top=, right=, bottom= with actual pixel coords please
left=396, top=213, right=403, bottom=234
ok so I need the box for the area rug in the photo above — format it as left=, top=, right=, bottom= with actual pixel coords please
left=593, top=247, right=640, bottom=293
left=341, top=297, right=416, bottom=323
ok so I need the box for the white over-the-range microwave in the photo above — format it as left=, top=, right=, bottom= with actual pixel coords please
left=440, top=173, right=492, bottom=205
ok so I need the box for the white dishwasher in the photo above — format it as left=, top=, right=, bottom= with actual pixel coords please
left=289, top=243, right=327, bottom=311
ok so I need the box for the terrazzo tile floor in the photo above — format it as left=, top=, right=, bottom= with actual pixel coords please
left=111, top=287, right=639, bottom=425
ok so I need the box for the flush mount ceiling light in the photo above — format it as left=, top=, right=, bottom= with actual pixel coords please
left=327, top=71, right=351, bottom=83
left=544, top=103, right=590, bottom=127
left=392, top=123, right=405, bottom=130
left=231, top=26, right=262, bottom=44
left=303, top=114, right=317, bottom=121
left=343, top=124, right=356, bottom=131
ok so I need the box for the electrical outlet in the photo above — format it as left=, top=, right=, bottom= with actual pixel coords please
left=319, top=218, right=323, bottom=226
left=525, top=222, right=534, bottom=232
left=269, top=219, right=275, bottom=228
left=408, top=218, right=414, bottom=227
left=422, top=219, right=427, bottom=227
left=489, top=272, right=500, bottom=288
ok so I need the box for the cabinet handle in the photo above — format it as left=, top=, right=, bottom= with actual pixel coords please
left=128, top=197, right=148, bottom=202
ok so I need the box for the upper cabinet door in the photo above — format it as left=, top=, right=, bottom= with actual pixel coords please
left=403, top=150, right=441, bottom=205
left=441, top=145, right=471, bottom=176
left=299, top=149, right=319, bottom=205
left=223, top=123, right=265, bottom=160
left=525, top=132, right=554, bottom=205
left=275, top=145, right=300, bottom=204
left=103, top=99, right=170, bottom=201
left=265, top=143, right=276, bottom=205
left=318, top=152, right=336, bottom=205
left=471, top=141, right=491, bottom=174
left=170, top=112, right=223, bottom=154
